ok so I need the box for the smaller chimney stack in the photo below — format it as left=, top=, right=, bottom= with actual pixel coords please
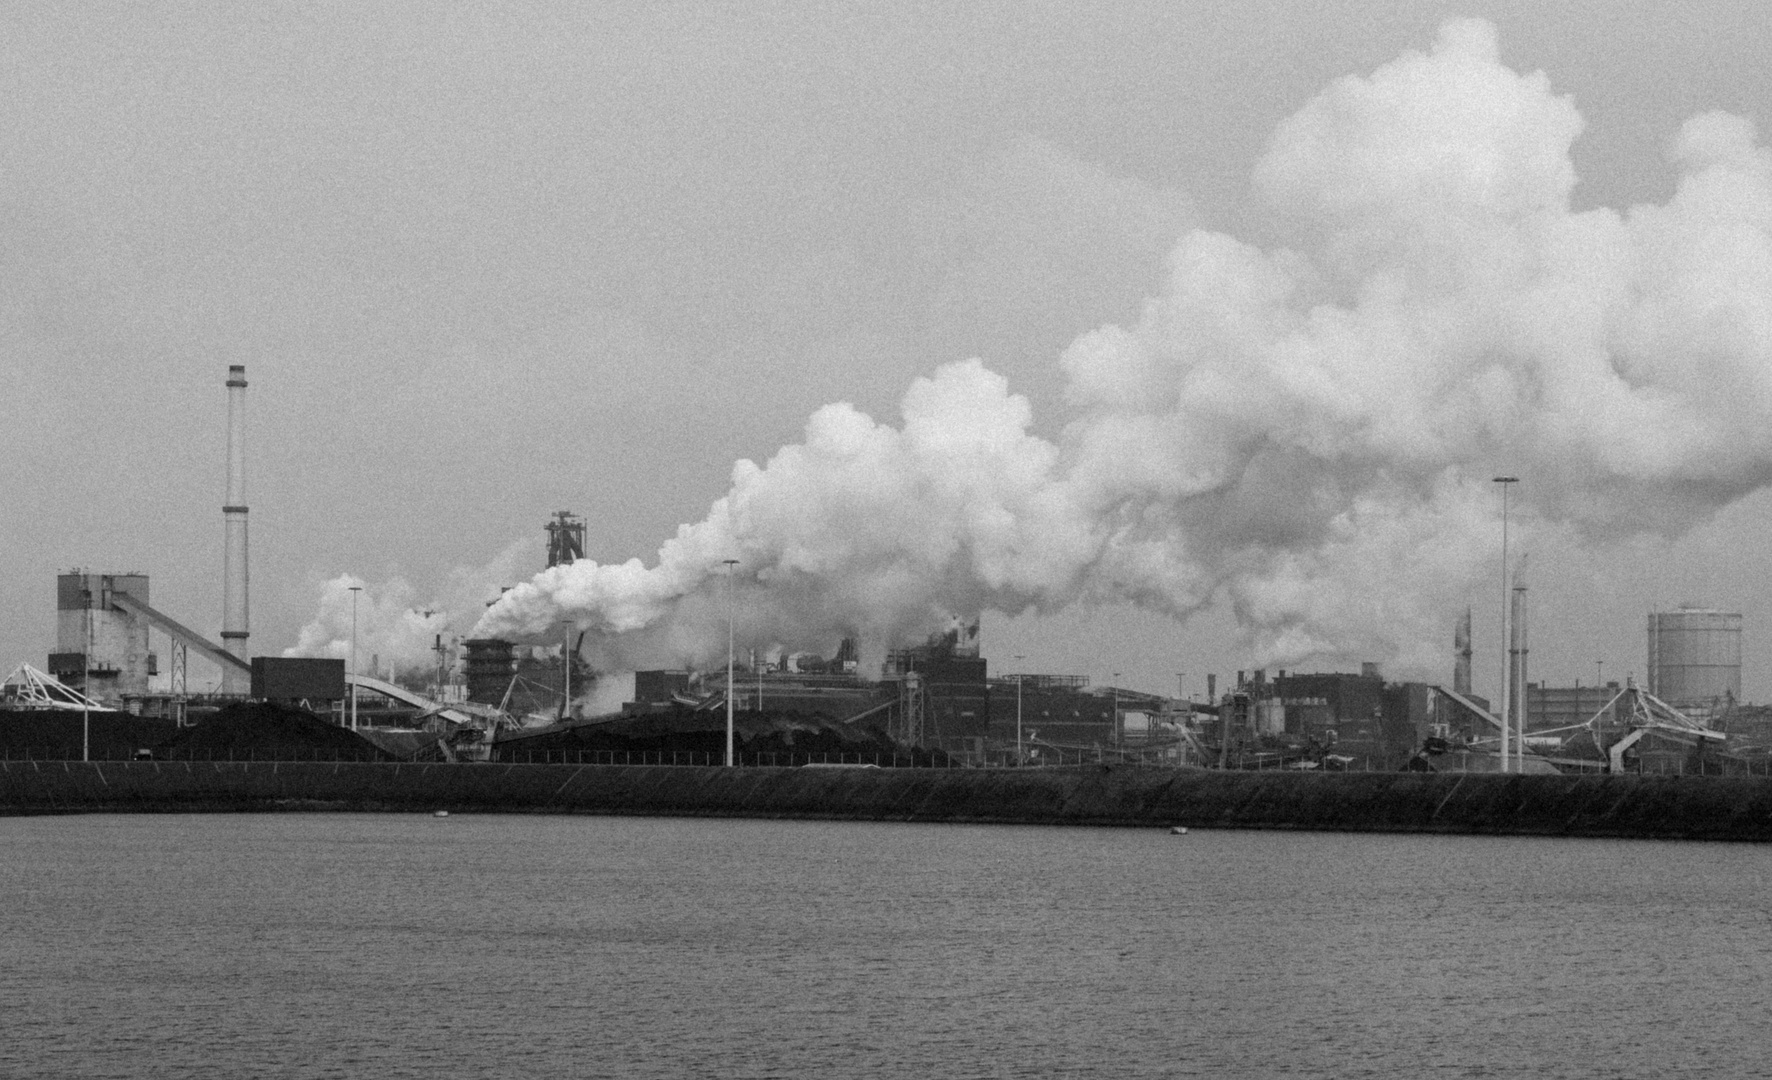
left=1454, top=607, right=1473, bottom=696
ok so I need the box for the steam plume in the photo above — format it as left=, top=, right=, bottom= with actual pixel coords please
left=475, top=20, right=1772, bottom=678
left=286, top=540, right=533, bottom=677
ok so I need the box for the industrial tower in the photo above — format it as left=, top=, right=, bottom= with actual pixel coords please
left=221, top=365, right=250, bottom=693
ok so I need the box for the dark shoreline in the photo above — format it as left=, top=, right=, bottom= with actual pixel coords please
left=6, top=760, right=1772, bottom=840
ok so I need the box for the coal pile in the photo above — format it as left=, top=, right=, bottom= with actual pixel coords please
left=493, top=706, right=948, bottom=766
left=0, top=709, right=180, bottom=761
left=154, top=702, right=394, bottom=762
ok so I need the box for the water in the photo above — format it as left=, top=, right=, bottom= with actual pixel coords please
left=4, top=815, right=1769, bottom=1079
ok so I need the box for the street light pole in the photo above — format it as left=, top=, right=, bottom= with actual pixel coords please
left=1493, top=477, right=1518, bottom=773
left=561, top=621, right=573, bottom=721
left=1013, top=653, right=1025, bottom=766
left=348, top=585, right=362, bottom=731
left=723, top=559, right=738, bottom=767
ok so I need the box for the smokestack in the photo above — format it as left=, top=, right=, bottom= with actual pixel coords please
left=1454, top=607, right=1472, bottom=696
left=221, top=365, right=249, bottom=694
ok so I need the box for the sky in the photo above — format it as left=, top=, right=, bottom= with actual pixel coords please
left=7, top=1, right=1772, bottom=702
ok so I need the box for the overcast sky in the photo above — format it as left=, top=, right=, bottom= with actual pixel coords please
left=8, top=1, right=1772, bottom=701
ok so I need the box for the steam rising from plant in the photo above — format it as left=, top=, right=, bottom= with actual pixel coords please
left=285, top=540, right=533, bottom=677
left=454, top=21, right=1772, bottom=677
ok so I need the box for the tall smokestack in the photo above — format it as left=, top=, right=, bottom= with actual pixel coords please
left=221, top=365, right=249, bottom=694
left=1453, top=607, right=1472, bottom=696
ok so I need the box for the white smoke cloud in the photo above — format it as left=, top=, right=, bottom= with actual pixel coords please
left=286, top=539, right=535, bottom=677
left=576, top=670, right=634, bottom=719
left=474, top=20, right=1772, bottom=680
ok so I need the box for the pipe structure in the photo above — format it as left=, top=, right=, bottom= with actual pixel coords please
left=221, top=365, right=250, bottom=694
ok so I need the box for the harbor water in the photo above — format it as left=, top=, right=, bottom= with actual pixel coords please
left=4, top=814, right=1768, bottom=1078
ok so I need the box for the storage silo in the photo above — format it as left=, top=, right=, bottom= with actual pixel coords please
left=1647, top=608, right=1741, bottom=708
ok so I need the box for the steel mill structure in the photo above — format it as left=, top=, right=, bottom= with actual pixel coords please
left=6, top=364, right=1767, bottom=777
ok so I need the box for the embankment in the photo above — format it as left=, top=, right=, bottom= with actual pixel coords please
left=5, top=761, right=1772, bottom=839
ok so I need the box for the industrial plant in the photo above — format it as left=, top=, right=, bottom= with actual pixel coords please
left=4, top=366, right=1771, bottom=779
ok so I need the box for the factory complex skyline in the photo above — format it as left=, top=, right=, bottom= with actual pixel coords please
left=11, top=8, right=1772, bottom=702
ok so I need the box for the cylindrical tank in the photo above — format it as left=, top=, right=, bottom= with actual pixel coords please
left=1647, top=608, right=1741, bottom=707
left=462, top=638, right=516, bottom=706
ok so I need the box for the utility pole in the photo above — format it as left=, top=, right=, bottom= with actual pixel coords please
left=723, top=559, right=738, bottom=767
left=1013, top=653, right=1025, bottom=766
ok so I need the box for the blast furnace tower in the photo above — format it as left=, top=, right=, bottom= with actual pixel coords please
left=546, top=511, right=585, bottom=568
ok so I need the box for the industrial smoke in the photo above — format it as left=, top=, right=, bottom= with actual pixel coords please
left=351, top=21, right=1772, bottom=677
left=284, top=540, right=534, bottom=677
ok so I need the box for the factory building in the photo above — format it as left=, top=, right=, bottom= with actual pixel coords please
left=48, top=572, right=155, bottom=702
left=882, top=619, right=989, bottom=749
left=620, top=623, right=990, bottom=753
left=1204, top=666, right=1431, bottom=770
left=46, top=570, right=250, bottom=712
left=721, top=662, right=884, bottom=721
left=987, top=675, right=1113, bottom=746
left=626, top=652, right=883, bottom=723
left=1274, top=667, right=1424, bottom=769
left=1524, top=682, right=1621, bottom=732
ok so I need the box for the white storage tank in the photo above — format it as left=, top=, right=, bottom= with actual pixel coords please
left=1647, top=607, right=1741, bottom=707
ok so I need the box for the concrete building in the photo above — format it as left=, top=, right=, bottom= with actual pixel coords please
left=48, top=572, right=155, bottom=704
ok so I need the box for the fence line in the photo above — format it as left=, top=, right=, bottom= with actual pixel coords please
left=4, top=744, right=1771, bottom=775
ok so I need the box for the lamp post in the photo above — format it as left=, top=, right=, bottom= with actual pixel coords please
left=348, top=585, right=362, bottom=731
left=1493, top=477, right=1518, bottom=772
left=722, top=559, right=738, bottom=767
left=82, top=586, right=92, bottom=763
left=1013, top=653, right=1025, bottom=766
left=561, top=621, right=573, bottom=721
